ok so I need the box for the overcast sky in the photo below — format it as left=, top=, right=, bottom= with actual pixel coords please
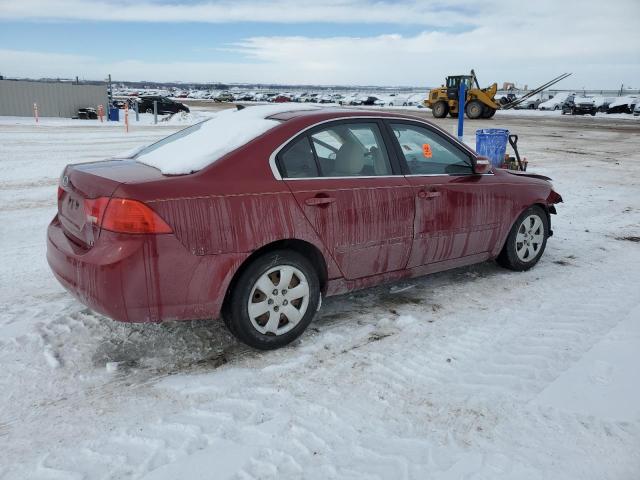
left=0, top=0, right=638, bottom=88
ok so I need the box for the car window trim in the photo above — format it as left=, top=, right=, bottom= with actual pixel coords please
left=275, top=118, right=398, bottom=180
left=382, top=119, right=477, bottom=177
left=307, top=134, right=325, bottom=177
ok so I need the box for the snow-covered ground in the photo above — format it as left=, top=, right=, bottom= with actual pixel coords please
left=0, top=110, right=639, bottom=479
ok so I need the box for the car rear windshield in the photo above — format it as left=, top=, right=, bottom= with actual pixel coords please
left=134, top=104, right=316, bottom=175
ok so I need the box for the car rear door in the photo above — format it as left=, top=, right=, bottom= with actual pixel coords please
left=278, top=120, right=415, bottom=280
left=385, top=120, right=505, bottom=268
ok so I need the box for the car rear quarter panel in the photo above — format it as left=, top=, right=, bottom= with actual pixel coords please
left=114, top=118, right=346, bottom=279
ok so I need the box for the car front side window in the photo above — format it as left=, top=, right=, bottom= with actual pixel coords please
left=390, top=123, right=473, bottom=175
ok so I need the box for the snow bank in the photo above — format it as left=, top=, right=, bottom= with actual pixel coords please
left=135, top=104, right=320, bottom=175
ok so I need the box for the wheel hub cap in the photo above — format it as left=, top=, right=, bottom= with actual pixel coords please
left=248, top=265, right=310, bottom=336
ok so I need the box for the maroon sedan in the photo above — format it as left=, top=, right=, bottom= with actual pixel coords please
left=47, top=105, right=562, bottom=349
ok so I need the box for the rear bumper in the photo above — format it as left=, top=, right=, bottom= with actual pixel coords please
left=46, top=215, right=245, bottom=323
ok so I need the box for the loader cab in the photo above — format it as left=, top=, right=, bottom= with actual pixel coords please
left=446, top=75, right=473, bottom=100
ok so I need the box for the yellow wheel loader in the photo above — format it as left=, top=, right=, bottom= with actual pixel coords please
left=424, top=70, right=572, bottom=120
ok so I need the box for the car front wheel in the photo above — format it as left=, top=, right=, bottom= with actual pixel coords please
left=497, top=206, right=549, bottom=271
left=224, top=250, right=320, bottom=350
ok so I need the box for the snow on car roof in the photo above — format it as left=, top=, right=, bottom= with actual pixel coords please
left=608, top=96, right=639, bottom=108
left=135, top=104, right=320, bottom=175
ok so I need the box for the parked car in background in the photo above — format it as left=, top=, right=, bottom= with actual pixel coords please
left=343, top=94, right=363, bottom=105
left=513, top=95, right=544, bottom=110
left=47, top=105, right=562, bottom=350
left=561, top=96, right=597, bottom=116
left=137, top=96, right=189, bottom=114
left=360, top=96, right=381, bottom=106
left=234, top=93, right=255, bottom=101
left=606, top=96, right=639, bottom=114
left=273, top=95, right=292, bottom=103
left=77, top=107, right=97, bottom=120
left=404, top=93, right=426, bottom=107
left=592, top=96, right=615, bottom=112
left=634, top=103, right=640, bottom=116
left=538, top=92, right=575, bottom=111
left=214, top=92, right=235, bottom=103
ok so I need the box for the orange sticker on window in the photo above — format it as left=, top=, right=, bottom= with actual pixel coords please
left=422, top=143, right=433, bottom=158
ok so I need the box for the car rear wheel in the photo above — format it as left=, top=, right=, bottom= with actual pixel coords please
left=223, top=250, right=320, bottom=350
left=497, top=206, right=549, bottom=271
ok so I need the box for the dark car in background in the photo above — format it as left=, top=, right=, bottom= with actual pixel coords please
left=138, top=96, right=190, bottom=114
left=606, top=96, right=639, bottom=114
left=561, top=95, right=597, bottom=116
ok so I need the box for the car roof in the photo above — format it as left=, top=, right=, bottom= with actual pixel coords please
left=266, top=107, right=423, bottom=123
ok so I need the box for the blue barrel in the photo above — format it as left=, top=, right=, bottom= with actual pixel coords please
left=475, top=128, right=509, bottom=168
left=108, top=107, right=119, bottom=121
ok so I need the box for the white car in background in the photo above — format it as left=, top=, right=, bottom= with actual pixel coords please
left=538, top=92, right=575, bottom=110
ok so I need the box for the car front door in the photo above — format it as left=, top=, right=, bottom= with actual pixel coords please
left=278, top=120, right=415, bottom=280
left=386, top=121, right=505, bottom=268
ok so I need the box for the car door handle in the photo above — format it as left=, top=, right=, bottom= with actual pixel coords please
left=418, top=190, right=441, bottom=199
left=305, top=195, right=336, bottom=206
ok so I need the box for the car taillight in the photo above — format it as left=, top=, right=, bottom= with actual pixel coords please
left=84, top=197, right=172, bottom=234
left=57, top=187, right=64, bottom=201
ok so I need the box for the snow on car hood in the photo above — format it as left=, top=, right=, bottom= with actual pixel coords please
left=135, top=104, right=320, bottom=175
left=574, top=97, right=595, bottom=105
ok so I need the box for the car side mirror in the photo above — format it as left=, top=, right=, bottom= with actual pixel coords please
left=474, top=156, right=493, bottom=174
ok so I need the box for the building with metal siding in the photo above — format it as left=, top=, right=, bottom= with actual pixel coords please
left=0, top=79, right=109, bottom=118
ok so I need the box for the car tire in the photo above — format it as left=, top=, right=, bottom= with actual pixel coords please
left=432, top=101, right=449, bottom=118
left=465, top=100, right=484, bottom=119
left=223, top=250, right=320, bottom=350
left=497, top=206, right=549, bottom=271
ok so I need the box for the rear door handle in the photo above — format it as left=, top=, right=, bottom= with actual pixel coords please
left=305, top=195, right=336, bottom=206
left=418, top=190, right=441, bottom=199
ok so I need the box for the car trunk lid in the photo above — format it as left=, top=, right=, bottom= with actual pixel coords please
left=58, top=160, right=165, bottom=247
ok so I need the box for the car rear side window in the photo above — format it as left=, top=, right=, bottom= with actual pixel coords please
left=279, top=136, right=319, bottom=178
left=390, top=123, right=472, bottom=175
left=310, top=123, right=392, bottom=177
